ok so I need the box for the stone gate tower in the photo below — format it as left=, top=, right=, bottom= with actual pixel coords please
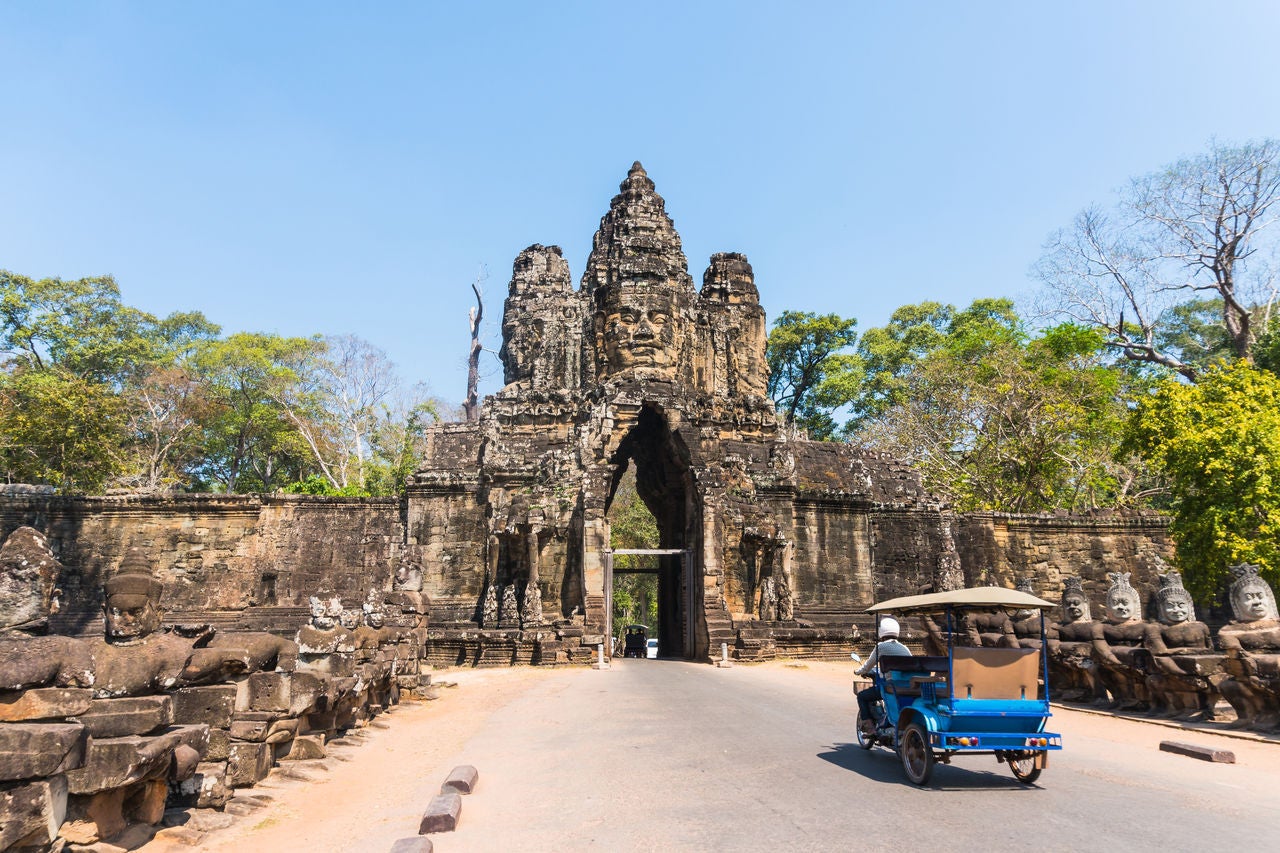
left=407, top=163, right=959, bottom=664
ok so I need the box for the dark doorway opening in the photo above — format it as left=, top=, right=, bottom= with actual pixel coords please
left=605, top=405, right=695, bottom=658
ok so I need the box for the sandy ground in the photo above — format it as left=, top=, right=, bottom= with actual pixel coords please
left=139, top=661, right=1280, bottom=853
left=142, top=667, right=549, bottom=853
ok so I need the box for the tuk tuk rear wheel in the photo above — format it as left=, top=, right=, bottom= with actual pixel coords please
left=855, top=712, right=874, bottom=750
left=899, top=723, right=934, bottom=785
left=1007, top=752, right=1042, bottom=784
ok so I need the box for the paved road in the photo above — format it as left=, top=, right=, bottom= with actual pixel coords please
left=434, top=659, right=1280, bottom=853
left=170, top=659, right=1280, bottom=853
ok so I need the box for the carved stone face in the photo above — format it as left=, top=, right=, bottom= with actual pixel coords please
left=1063, top=594, right=1089, bottom=622
left=1108, top=594, right=1138, bottom=622
left=364, top=608, right=385, bottom=629
left=599, top=288, right=680, bottom=376
left=1233, top=583, right=1278, bottom=621
left=339, top=609, right=360, bottom=630
left=104, top=594, right=162, bottom=643
left=501, top=317, right=543, bottom=386
left=309, top=597, right=337, bottom=631
left=1160, top=596, right=1191, bottom=625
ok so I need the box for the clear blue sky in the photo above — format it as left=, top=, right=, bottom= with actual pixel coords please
left=3, top=2, right=1279, bottom=404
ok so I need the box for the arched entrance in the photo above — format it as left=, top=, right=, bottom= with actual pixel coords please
left=602, top=405, right=700, bottom=659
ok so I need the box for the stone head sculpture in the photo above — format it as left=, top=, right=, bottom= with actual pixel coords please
left=1104, top=571, right=1141, bottom=622
left=362, top=601, right=385, bottom=629
left=585, top=162, right=694, bottom=383
left=338, top=608, right=361, bottom=630
left=1228, top=563, right=1279, bottom=622
left=394, top=561, right=424, bottom=592
left=0, top=526, right=63, bottom=632
left=1155, top=570, right=1195, bottom=625
left=596, top=282, right=685, bottom=378
left=102, top=546, right=164, bottom=644
left=499, top=244, right=572, bottom=389
left=1061, top=576, right=1092, bottom=623
left=308, top=595, right=343, bottom=631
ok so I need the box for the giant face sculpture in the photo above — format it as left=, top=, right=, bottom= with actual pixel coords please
left=1104, top=571, right=1141, bottom=623
left=597, top=285, right=682, bottom=379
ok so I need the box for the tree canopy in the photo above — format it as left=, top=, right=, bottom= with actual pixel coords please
left=1123, top=361, right=1280, bottom=598
left=765, top=311, right=858, bottom=440
left=0, top=268, right=445, bottom=495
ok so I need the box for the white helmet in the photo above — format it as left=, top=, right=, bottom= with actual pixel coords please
left=878, top=617, right=900, bottom=639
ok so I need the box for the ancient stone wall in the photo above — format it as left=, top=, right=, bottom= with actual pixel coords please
left=956, top=510, right=1175, bottom=613
left=0, top=494, right=402, bottom=636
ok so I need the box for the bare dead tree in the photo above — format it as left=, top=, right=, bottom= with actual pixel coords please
left=464, top=276, right=484, bottom=421
left=1034, top=139, right=1280, bottom=381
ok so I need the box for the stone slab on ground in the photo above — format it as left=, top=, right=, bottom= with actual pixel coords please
left=153, top=825, right=205, bottom=846
left=1159, top=740, right=1236, bottom=763
left=390, top=837, right=433, bottom=852
left=418, top=791, right=461, bottom=834
left=440, top=764, right=478, bottom=795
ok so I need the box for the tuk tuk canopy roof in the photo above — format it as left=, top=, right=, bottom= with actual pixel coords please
left=865, top=586, right=1056, bottom=614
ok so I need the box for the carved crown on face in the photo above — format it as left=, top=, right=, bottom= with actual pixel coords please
left=104, top=546, right=163, bottom=601
left=1016, top=576, right=1036, bottom=595
left=1155, top=570, right=1195, bottom=621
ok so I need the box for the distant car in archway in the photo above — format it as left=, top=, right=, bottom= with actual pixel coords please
left=646, top=638, right=659, bottom=659
left=622, top=625, right=649, bottom=658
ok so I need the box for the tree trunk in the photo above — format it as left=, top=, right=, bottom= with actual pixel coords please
left=464, top=280, right=483, bottom=422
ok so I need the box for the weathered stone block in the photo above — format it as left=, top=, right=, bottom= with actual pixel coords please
left=171, top=744, right=202, bottom=782
left=176, top=761, right=230, bottom=809
left=1159, top=740, right=1235, bottom=763
left=391, top=837, right=434, bottom=853
left=171, top=685, right=237, bottom=728
left=225, top=741, right=273, bottom=787
left=418, top=791, right=461, bottom=834
left=125, top=777, right=169, bottom=824
left=0, top=722, right=87, bottom=782
left=0, top=687, right=93, bottom=722
left=65, top=725, right=209, bottom=795
left=247, top=671, right=290, bottom=712
left=283, top=733, right=326, bottom=760
left=205, top=728, right=230, bottom=761
left=264, top=718, right=299, bottom=744
left=66, top=786, right=128, bottom=843
left=440, top=764, right=478, bottom=795
left=0, top=775, right=67, bottom=850
left=229, top=719, right=271, bottom=742
left=287, top=672, right=328, bottom=715
left=75, top=695, right=174, bottom=738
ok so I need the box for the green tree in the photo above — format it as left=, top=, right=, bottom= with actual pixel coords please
left=765, top=311, right=858, bottom=439
left=1123, top=360, right=1280, bottom=598
left=0, top=368, right=127, bottom=491
left=188, top=332, right=325, bottom=492
left=608, top=468, right=660, bottom=633
left=848, top=299, right=1020, bottom=430
left=850, top=304, right=1143, bottom=512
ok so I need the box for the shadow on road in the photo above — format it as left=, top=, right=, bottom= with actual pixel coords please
left=817, top=742, right=1044, bottom=792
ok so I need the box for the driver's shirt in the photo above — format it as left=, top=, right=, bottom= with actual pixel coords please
left=856, top=638, right=912, bottom=677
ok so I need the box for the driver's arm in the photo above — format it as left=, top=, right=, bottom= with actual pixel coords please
left=856, top=645, right=879, bottom=677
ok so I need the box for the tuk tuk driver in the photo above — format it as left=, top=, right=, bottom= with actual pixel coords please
left=856, top=616, right=911, bottom=735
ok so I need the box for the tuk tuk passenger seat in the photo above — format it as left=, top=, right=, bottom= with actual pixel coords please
left=950, top=646, right=1040, bottom=700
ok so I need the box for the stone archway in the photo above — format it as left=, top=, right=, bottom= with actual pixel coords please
left=603, top=404, right=699, bottom=658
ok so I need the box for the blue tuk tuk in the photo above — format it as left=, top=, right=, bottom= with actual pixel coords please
left=855, top=587, right=1063, bottom=785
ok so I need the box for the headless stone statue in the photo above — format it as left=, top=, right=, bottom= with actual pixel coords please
left=1091, top=571, right=1152, bottom=710
left=1010, top=577, right=1047, bottom=651
left=1216, top=563, right=1280, bottom=730
left=1143, top=570, right=1221, bottom=720
left=0, top=526, right=63, bottom=634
